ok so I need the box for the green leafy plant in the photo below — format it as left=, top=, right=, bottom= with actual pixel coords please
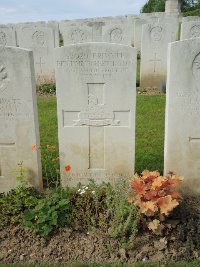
left=0, top=186, right=40, bottom=227
left=106, top=179, right=139, bottom=242
left=71, top=179, right=139, bottom=241
left=70, top=181, right=111, bottom=230
left=23, top=187, right=73, bottom=236
left=129, top=170, right=184, bottom=235
left=12, top=161, right=29, bottom=186
left=32, top=144, right=60, bottom=188
left=36, top=82, right=56, bottom=95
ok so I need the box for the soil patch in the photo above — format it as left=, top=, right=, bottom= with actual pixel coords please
left=137, top=87, right=164, bottom=96
left=0, top=196, right=199, bottom=264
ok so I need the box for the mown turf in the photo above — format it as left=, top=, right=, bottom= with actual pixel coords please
left=135, top=95, right=166, bottom=174
left=37, top=95, right=166, bottom=178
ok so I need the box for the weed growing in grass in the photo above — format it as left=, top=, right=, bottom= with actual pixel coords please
left=36, top=82, right=56, bottom=95
left=129, top=170, right=183, bottom=235
left=32, top=144, right=60, bottom=188
left=12, top=161, right=29, bottom=187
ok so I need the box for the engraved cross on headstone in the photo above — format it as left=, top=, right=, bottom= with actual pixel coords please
left=63, top=83, right=130, bottom=170
left=189, top=137, right=200, bottom=142
left=36, top=57, right=45, bottom=74
left=150, top=53, right=161, bottom=73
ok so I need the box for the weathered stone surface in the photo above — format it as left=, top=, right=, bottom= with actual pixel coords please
left=140, top=23, right=177, bottom=89
left=0, top=25, right=16, bottom=46
left=165, top=0, right=181, bottom=14
left=164, top=38, right=200, bottom=195
left=16, top=22, right=59, bottom=82
left=59, top=16, right=135, bottom=46
left=0, top=46, right=42, bottom=193
left=181, top=17, right=200, bottom=40
left=55, top=43, right=136, bottom=186
left=134, top=13, right=179, bottom=54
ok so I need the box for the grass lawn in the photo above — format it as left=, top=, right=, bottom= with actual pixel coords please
left=37, top=95, right=166, bottom=179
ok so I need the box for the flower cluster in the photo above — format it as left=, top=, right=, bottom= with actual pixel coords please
left=128, top=170, right=184, bottom=235
left=77, top=186, right=95, bottom=195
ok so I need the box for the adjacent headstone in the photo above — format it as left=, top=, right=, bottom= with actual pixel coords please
left=55, top=43, right=136, bottom=187
left=102, top=16, right=135, bottom=46
left=59, top=16, right=135, bottom=46
left=0, top=25, right=16, bottom=46
left=134, top=14, right=161, bottom=53
left=140, top=23, right=176, bottom=89
left=16, top=22, right=59, bottom=82
left=164, top=38, right=200, bottom=195
left=0, top=46, right=42, bottom=193
left=181, top=17, right=200, bottom=40
left=134, top=18, right=150, bottom=53
left=134, top=13, right=179, bottom=53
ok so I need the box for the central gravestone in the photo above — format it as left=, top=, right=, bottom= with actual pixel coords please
left=55, top=43, right=136, bottom=186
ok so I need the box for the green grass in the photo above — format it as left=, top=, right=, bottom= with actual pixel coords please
left=1, top=261, right=200, bottom=267
left=38, top=96, right=58, bottom=147
left=135, top=95, right=165, bottom=174
left=37, top=95, right=166, bottom=178
left=37, top=96, right=59, bottom=183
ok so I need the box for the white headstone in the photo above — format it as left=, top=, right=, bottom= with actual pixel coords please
left=102, top=16, right=135, bottom=46
left=16, top=22, right=59, bottom=82
left=0, top=25, right=16, bottom=46
left=134, top=13, right=179, bottom=53
left=55, top=43, right=136, bottom=187
left=140, top=23, right=176, bottom=89
left=181, top=17, right=200, bottom=40
left=0, top=46, right=42, bottom=193
left=59, top=19, right=93, bottom=45
left=164, top=38, right=200, bottom=195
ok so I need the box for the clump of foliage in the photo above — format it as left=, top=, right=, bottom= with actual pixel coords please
left=23, top=187, right=74, bottom=236
left=37, top=83, right=56, bottom=95
left=32, top=144, right=60, bottom=188
left=0, top=186, right=40, bottom=227
left=128, top=170, right=183, bottom=235
left=71, top=179, right=139, bottom=241
left=141, top=0, right=165, bottom=13
left=184, top=7, right=200, bottom=15
left=141, top=0, right=198, bottom=13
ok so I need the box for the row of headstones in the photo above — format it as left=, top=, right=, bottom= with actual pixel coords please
left=1, top=37, right=200, bottom=195
left=1, top=14, right=200, bottom=88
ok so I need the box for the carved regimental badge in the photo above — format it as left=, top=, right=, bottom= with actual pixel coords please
left=190, top=25, right=200, bottom=39
left=192, top=52, right=200, bottom=83
left=0, top=63, right=9, bottom=95
left=0, top=32, right=7, bottom=46
left=32, top=30, right=46, bottom=47
left=110, top=28, right=123, bottom=43
left=150, top=26, right=163, bottom=42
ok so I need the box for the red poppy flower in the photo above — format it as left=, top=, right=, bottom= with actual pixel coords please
left=64, top=165, right=71, bottom=172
